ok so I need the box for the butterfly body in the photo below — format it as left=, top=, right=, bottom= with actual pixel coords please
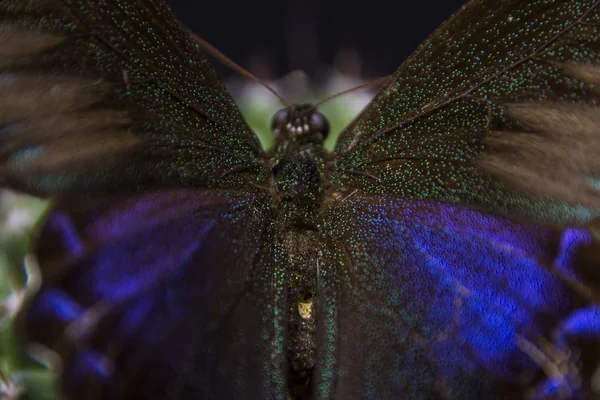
left=266, top=104, right=332, bottom=399
left=3, top=0, right=600, bottom=399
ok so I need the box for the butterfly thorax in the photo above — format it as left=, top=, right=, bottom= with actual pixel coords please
left=270, top=104, right=328, bottom=230
left=269, top=104, right=329, bottom=399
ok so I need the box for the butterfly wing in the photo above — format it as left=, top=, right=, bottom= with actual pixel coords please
left=0, top=0, right=265, bottom=195
left=0, top=1, right=287, bottom=398
left=319, top=0, right=600, bottom=398
left=26, top=189, right=285, bottom=399
left=317, top=195, right=599, bottom=399
left=331, top=0, right=600, bottom=223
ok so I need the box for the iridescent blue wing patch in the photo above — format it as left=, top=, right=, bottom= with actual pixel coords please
left=316, top=194, right=600, bottom=398
left=23, top=188, right=285, bottom=399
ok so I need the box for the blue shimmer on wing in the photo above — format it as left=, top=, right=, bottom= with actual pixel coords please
left=62, top=349, right=114, bottom=399
left=114, top=296, right=156, bottom=336
left=45, top=213, right=86, bottom=256
left=40, top=189, right=235, bottom=303
left=87, top=216, right=213, bottom=299
left=34, top=288, right=83, bottom=322
left=319, top=194, right=598, bottom=398
left=24, top=188, right=284, bottom=399
left=556, top=306, right=600, bottom=342
left=75, top=350, right=113, bottom=379
left=402, top=205, right=559, bottom=378
left=556, top=228, right=593, bottom=270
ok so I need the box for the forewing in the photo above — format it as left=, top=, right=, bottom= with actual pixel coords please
left=316, top=194, right=600, bottom=399
left=22, top=188, right=288, bottom=399
left=332, top=0, right=600, bottom=223
left=0, top=0, right=265, bottom=195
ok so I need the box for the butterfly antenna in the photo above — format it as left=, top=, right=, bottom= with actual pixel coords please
left=188, top=30, right=289, bottom=107
left=314, top=75, right=391, bottom=108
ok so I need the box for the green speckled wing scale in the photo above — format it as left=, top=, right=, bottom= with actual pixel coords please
left=333, top=0, right=600, bottom=223
left=0, top=0, right=265, bottom=195
left=317, top=0, right=600, bottom=398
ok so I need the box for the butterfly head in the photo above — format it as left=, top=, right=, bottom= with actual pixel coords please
left=271, top=104, right=329, bottom=145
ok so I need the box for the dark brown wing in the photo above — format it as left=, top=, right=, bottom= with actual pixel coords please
left=331, top=0, right=600, bottom=224
left=0, top=0, right=266, bottom=196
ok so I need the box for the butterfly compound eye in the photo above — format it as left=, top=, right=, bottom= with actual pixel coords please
left=271, top=108, right=290, bottom=136
left=310, top=111, right=330, bottom=139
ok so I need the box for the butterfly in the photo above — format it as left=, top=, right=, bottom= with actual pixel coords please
left=2, top=0, right=600, bottom=399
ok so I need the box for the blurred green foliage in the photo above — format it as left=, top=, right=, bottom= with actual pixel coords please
left=0, top=192, right=54, bottom=400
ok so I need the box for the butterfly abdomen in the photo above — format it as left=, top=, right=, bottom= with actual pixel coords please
left=272, top=152, right=323, bottom=399
left=280, top=229, right=319, bottom=400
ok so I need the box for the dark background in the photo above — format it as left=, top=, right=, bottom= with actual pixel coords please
left=166, top=0, right=467, bottom=80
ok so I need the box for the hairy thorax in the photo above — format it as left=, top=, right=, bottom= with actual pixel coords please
left=273, top=142, right=325, bottom=229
